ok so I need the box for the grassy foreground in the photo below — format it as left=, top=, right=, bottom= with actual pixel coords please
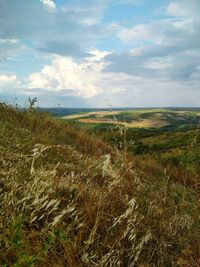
left=0, top=103, right=200, bottom=266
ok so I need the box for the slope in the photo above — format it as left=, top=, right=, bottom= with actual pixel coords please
left=0, top=103, right=200, bottom=267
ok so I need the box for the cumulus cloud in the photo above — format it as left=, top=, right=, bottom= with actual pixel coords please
left=28, top=51, right=108, bottom=98
left=27, top=50, right=137, bottom=99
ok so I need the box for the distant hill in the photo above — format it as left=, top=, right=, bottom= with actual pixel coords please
left=61, top=108, right=200, bottom=132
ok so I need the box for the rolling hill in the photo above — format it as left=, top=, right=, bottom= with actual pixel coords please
left=0, top=103, right=200, bottom=266
left=62, top=108, right=200, bottom=130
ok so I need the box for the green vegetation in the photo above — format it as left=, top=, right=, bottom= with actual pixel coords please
left=62, top=108, right=200, bottom=130
left=67, top=109, right=200, bottom=177
left=1, top=103, right=200, bottom=266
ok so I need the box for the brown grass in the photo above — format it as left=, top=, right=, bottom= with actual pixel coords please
left=0, top=103, right=200, bottom=266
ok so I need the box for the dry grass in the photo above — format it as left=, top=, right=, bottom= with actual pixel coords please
left=72, top=118, right=168, bottom=129
left=0, top=103, right=200, bottom=266
left=62, top=110, right=122, bottom=120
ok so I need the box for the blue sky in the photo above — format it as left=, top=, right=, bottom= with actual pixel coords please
left=0, top=0, right=200, bottom=107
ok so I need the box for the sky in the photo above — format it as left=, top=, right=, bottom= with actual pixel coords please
left=0, top=0, right=200, bottom=107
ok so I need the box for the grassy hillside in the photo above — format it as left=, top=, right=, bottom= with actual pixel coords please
left=64, top=108, right=200, bottom=188
left=0, top=103, right=200, bottom=267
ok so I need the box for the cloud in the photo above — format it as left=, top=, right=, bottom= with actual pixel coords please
left=0, top=74, right=21, bottom=95
left=166, top=0, right=200, bottom=18
left=117, top=18, right=200, bottom=48
left=117, top=0, right=200, bottom=48
left=0, top=0, right=107, bottom=57
left=105, top=47, right=200, bottom=81
left=38, top=40, right=88, bottom=58
left=27, top=52, right=107, bottom=98
left=0, top=39, right=26, bottom=61
left=27, top=50, right=137, bottom=99
left=86, top=79, right=200, bottom=107
left=0, top=74, right=18, bottom=84
left=1, top=0, right=200, bottom=107
left=40, top=0, right=56, bottom=12
left=0, top=0, right=51, bottom=39
left=60, top=0, right=107, bottom=25
left=106, top=0, right=200, bottom=82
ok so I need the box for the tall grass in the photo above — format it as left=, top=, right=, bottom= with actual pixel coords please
left=0, top=103, right=200, bottom=266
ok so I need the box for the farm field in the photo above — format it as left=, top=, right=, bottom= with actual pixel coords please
left=62, top=108, right=200, bottom=130
left=60, top=108, right=200, bottom=179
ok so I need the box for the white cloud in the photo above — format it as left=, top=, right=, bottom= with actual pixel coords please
left=117, top=0, right=200, bottom=47
left=118, top=22, right=159, bottom=44
left=0, top=74, right=18, bottom=84
left=27, top=50, right=135, bottom=99
left=40, top=0, right=56, bottom=12
left=0, top=74, right=21, bottom=94
left=167, top=3, right=187, bottom=17
left=117, top=18, right=197, bottom=46
left=166, top=0, right=200, bottom=18
left=60, top=0, right=107, bottom=25
left=110, top=0, right=200, bottom=83
left=28, top=51, right=108, bottom=98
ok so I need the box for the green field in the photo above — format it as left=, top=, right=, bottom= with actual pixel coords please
left=62, top=108, right=200, bottom=173
left=62, top=108, right=200, bottom=130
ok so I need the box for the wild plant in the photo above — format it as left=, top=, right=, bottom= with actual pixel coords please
left=1, top=103, right=200, bottom=266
